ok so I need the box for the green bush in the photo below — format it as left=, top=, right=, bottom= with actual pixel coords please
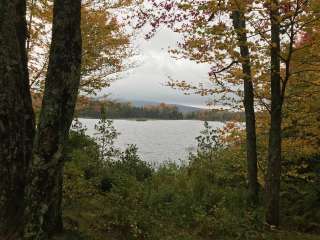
left=62, top=120, right=320, bottom=240
left=280, top=155, right=320, bottom=233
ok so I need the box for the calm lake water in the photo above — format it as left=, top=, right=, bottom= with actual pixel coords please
left=78, top=119, right=224, bottom=165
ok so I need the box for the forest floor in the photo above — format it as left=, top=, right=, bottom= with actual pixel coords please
left=54, top=230, right=320, bottom=240
left=269, top=231, right=320, bottom=240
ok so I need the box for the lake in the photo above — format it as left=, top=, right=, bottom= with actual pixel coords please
left=78, top=119, right=224, bottom=165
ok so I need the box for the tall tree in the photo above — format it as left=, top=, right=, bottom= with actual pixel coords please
left=136, top=1, right=319, bottom=222
left=264, top=0, right=320, bottom=226
left=265, top=0, right=282, bottom=227
left=136, top=0, right=260, bottom=203
left=27, top=0, right=133, bottom=95
left=0, top=0, right=35, bottom=238
left=231, top=1, right=259, bottom=204
left=26, top=0, right=82, bottom=238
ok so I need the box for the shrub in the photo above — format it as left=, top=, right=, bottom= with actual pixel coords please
left=62, top=120, right=320, bottom=240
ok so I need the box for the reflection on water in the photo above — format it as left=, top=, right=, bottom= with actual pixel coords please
left=78, top=119, right=224, bottom=165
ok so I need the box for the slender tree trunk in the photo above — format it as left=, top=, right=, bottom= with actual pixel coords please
left=266, top=0, right=282, bottom=227
left=0, top=0, right=35, bottom=238
left=26, top=0, right=82, bottom=238
left=231, top=7, right=259, bottom=204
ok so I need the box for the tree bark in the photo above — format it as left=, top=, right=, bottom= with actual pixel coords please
left=26, top=0, right=82, bottom=238
left=265, top=0, right=282, bottom=227
left=231, top=7, right=259, bottom=205
left=0, top=0, right=35, bottom=238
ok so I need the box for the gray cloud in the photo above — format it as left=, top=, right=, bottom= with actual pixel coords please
left=100, top=27, right=213, bottom=108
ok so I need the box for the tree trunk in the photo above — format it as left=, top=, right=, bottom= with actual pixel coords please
left=0, top=0, right=35, bottom=238
left=231, top=7, right=259, bottom=205
left=42, top=165, right=64, bottom=235
left=265, top=0, right=282, bottom=227
left=26, top=0, right=82, bottom=238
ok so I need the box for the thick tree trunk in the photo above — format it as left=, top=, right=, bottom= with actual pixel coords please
left=0, top=0, right=35, bottom=238
left=266, top=0, right=282, bottom=227
left=42, top=165, right=64, bottom=235
left=26, top=0, right=82, bottom=238
left=231, top=8, right=259, bottom=204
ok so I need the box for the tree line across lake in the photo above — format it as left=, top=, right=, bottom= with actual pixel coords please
left=77, top=98, right=245, bottom=121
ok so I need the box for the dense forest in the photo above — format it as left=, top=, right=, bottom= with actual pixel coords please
left=0, top=0, right=319, bottom=240
left=77, top=98, right=244, bottom=121
left=184, top=109, right=245, bottom=122
left=78, top=99, right=184, bottom=119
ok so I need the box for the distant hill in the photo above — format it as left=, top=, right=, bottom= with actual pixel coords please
left=95, top=97, right=204, bottom=113
left=118, top=100, right=203, bottom=113
left=81, top=97, right=243, bottom=121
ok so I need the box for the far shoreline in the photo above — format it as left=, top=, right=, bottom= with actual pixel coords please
left=76, top=116, right=240, bottom=123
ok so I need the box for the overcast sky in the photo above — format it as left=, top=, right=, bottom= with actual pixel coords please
left=101, top=27, right=213, bottom=108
